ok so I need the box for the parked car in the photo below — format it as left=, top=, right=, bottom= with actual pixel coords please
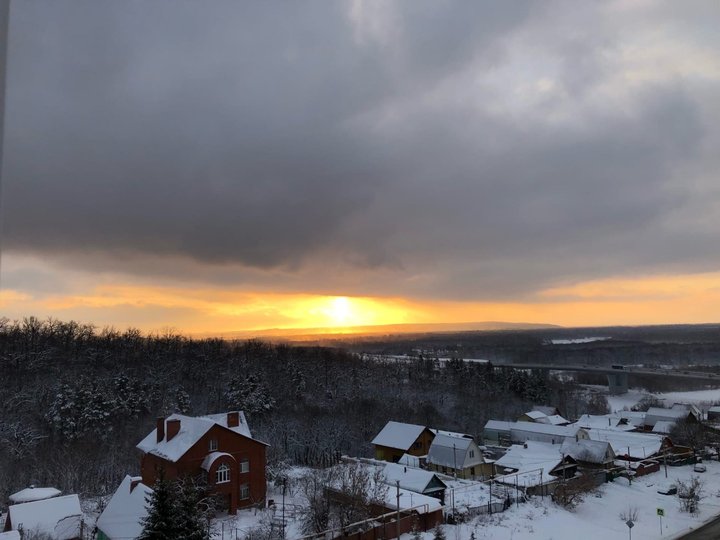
left=694, top=464, right=707, bottom=473
left=657, top=483, right=678, bottom=495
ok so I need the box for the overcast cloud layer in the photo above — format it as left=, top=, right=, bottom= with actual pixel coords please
left=2, top=0, right=720, bottom=301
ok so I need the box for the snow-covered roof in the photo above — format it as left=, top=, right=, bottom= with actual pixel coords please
left=573, top=414, right=635, bottom=432
left=371, top=421, right=429, bottom=451
left=587, top=429, right=665, bottom=459
left=494, top=442, right=569, bottom=487
left=97, top=476, right=152, bottom=540
left=709, top=406, right=720, bottom=413
left=201, top=451, right=233, bottom=471
left=560, top=439, right=614, bottom=464
left=427, top=433, right=479, bottom=469
left=6, top=494, right=82, bottom=540
left=380, top=462, right=446, bottom=494
left=524, top=411, right=547, bottom=420
left=483, top=420, right=514, bottom=432
left=0, top=532, right=21, bottom=540
left=383, top=486, right=442, bottom=514
left=533, top=405, right=559, bottom=416
left=137, top=411, right=263, bottom=462
left=652, top=420, right=676, bottom=434
left=398, top=454, right=423, bottom=468
left=511, top=422, right=585, bottom=439
left=9, top=486, right=61, bottom=504
left=618, top=411, right=646, bottom=426
left=644, top=407, right=689, bottom=427
left=543, top=415, right=570, bottom=426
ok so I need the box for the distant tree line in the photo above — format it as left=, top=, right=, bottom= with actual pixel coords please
left=0, top=316, right=603, bottom=500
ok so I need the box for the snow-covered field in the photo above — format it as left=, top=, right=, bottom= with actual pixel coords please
left=407, top=461, right=720, bottom=540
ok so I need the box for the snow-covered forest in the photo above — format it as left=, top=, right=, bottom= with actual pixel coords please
left=0, top=316, right=611, bottom=502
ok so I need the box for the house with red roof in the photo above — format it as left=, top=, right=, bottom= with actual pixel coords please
left=136, top=411, right=267, bottom=514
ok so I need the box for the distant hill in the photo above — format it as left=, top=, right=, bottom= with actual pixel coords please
left=194, top=321, right=561, bottom=341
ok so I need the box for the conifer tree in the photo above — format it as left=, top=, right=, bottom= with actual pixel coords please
left=140, top=472, right=180, bottom=540
left=176, top=476, right=210, bottom=540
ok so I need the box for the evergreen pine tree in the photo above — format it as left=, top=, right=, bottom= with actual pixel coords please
left=140, top=472, right=180, bottom=540
left=176, top=476, right=210, bottom=540
left=433, top=525, right=446, bottom=540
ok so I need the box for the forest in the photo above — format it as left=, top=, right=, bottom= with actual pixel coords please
left=0, top=316, right=697, bottom=503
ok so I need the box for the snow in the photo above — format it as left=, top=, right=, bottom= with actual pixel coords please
left=403, top=461, right=720, bottom=540
left=494, top=442, right=567, bottom=487
left=560, top=439, right=614, bottom=464
left=573, top=414, right=636, bottom=432
left=6, top=494, right=82, bottom=540
left=657, top=389, right=720, bottom=406
left=96, top=475, right=152, bottom=540
left=8, top=486, right=61, bottom=504
left=550, top=337, right=610, bottom=344
left=586, top=429, right=664, bottom=459
left=0, top=532, right=21, bottom=540
left=201, top=451, right=233, bottom=471
left=378, top=462, right=446, bottom=494
left=653, top=420, right=676, bottom=434
left=371, top=421, right=428, bottom=451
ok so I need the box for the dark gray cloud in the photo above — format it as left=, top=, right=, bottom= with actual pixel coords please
left=2, top=0, right=719, bottom=300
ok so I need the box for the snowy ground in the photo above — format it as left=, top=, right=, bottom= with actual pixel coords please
left=585, top=386, right=720, bottom=414
left=405, top=461, right=720, bottom=540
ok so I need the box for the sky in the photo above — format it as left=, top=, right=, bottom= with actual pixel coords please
left=1, top=0, right=719, bottom=335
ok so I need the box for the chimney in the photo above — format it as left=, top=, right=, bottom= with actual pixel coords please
left=156, top=417, right=165, bottom=443
left=130, top=478, right=141, bottom=493
left=523, top=442, right=528, bottom=449
left=227, top=411, right=240, bottom=428
left=166, top=419, right=181, bottom=441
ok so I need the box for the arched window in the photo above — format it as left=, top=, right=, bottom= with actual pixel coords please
left=216, top=463, right=230, bottom=484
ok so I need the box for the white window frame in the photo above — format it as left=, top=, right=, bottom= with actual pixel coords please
left=216, top=463, right=230, bottom=484
left=240, top=483, right=250, bottom=500
left=240, top=459, right=250, bottom=473
left=209, top=438, right=219, bottom=451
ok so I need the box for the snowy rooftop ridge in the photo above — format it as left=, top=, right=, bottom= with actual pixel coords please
left=137, top=411, right=263, bottom=463
left=96, top=475, right=153, bottom=540
left=371, top=421, right=429, bottom=451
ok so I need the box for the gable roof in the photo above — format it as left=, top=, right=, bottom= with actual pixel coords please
left=7, top=495, right=82, bottom=539
left=97, top=476, right=152, bottom=540
left=380, top=462, right=446, bottom=494
left=136, top=411, right=265, bottom=462
left=371, top=421, right=430, bottom=451
left=494, top=441, right=571, bottom=487
left=652, top=420, right=676, bottom=434
left=587, top=428, right=665, bottom=459
left=427, top=433, right=479, bottom=469
left=533, top=405, right=560, bottom=416
left=560, top=439, right=614, bottom=464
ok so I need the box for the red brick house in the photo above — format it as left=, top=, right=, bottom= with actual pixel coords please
left=136, top=411, right=268, bottom=514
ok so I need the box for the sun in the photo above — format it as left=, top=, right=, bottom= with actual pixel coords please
left=328, top=296, right=352, bottom=326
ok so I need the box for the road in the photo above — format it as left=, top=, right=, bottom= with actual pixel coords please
left=677, top=514, right=720, bottom=539
left=492, top=362, right=720, bottom=382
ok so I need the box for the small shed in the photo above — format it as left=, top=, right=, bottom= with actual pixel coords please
left=3, top=494, right=82, bottom=539
left=97, top=475, right=153, bottom=540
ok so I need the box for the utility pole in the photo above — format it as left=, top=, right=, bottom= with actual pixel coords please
left=396, top=480, right=401, bottom=540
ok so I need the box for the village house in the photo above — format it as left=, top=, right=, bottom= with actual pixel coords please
left=3, top=494, right=82, bottom=539
left=426, top=432, right=493, bottom=480
left=518, top=410, right=570, bottom=426
left=372, top=421, right=436, bottom=463
left=96, top=475, right=153, bottom=540
left=560, top=439, right=615, bottom=469
left=573, top=414, right=636, bottom=432
left=483, top=420, right=588, bottom=446
left=643, top=405, right=700, bottom=431
left=136, top=411, right=267, bottom=514
left=493, top=441, right=578, bottom=496
left=586, top=428, right=673, bottom=461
